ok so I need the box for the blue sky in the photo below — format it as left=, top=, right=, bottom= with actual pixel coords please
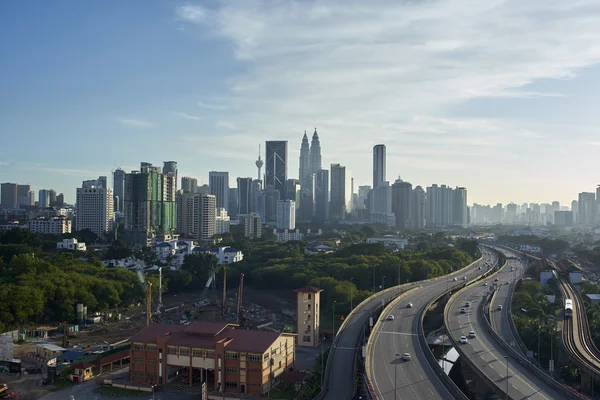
left=2, top=0, right=600, bottom=206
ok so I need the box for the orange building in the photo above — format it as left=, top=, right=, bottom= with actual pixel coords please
left=129, top=321, right=295, bottom=396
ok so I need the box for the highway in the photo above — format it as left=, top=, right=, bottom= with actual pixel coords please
left=368, top=249, right=496, bottom=400
left=446, top=253, right=564, bottom=400
left=490, top=256, right=524, bottom=351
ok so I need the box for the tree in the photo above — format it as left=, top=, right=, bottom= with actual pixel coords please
left=182, top=252, right=219, bottom=285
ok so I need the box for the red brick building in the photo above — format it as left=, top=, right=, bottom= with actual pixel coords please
left=129, top=321, right=295, bottom=396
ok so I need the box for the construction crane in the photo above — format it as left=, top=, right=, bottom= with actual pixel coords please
left=137, top=270, right=153, bottom=327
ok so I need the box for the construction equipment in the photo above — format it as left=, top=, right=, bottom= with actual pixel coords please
left=137, top=270, right=153, bottom=326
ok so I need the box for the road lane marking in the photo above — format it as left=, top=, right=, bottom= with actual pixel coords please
left=379, top=331, right=418, bottom=336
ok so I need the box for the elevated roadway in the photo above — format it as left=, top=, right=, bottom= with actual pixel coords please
left=446, top=250, right=564, bottom=399
left=367, top=249, right=497, bottom=400
left=489, top=256, right=524, bottom=349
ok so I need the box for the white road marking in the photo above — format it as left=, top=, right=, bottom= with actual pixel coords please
left=379, top=331, right=418, bottom=336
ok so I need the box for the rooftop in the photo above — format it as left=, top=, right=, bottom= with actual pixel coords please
left=131, top=321, right=286, bottom=354
left=294, top=286, right=323, bottom=294
left=37, top=343, right=66, bottom=352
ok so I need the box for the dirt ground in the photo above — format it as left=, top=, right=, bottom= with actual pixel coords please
left=0, top=373, right=48, bottom=400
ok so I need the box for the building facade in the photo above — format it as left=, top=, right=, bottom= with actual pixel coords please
left=237, top=178, right=253, bottom=217
left=265, top=141, right=288, bottom=200
left=314, top=169, right=329, bottom=222
left=0, top=183, right=17, bottom=210
left=209, top=172, right=229, bottom=212
left=28, top=216, right=71, bottom=234
left=295, top=286, right=322, bottom=347
left=329, top=164, right=351, bottom=220
left=372, top=144, right=386, bottom=189
left=215, top=208, right=230, bottom=234
left=113, top=169, right=126, bottom=213
left=129, top=322, right=295, bottom=396
left=276, top=200, right=295, bottom=230
left=179, top=192, right=216, bottom=241
left=75, top=178, right=114, bottom=238
left=244, top=213, right=262, bottom=239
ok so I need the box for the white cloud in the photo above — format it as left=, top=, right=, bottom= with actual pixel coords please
left=115, top=117, right=154, bottom=128
left=177, top=0, right=600, bottom=203
left=175, top=4, right=208, bottom=23
left=173, top=112, right=202, bottom=121
left=197, top=101, right=229, bottom=111
left=0, top=161, right=9, bottom=166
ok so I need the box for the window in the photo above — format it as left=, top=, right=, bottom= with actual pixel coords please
left=271, top=348, right=277, bottom=356
left=147, top=359, right=157, bottom=365
left=134, top=358, right=144, bottom=364
left=303, top=335, right=311, bottom=342
left=225, top=367, right=237, bottom=374
left=248, top=354, right=261, bottom=362
left=263, top=353, right=269, bottom=361
left=166, top=347, right=177, bottom=355
left=225, top=381, right=238, bottom=389
left=133, top=344, right=145, bottom=352
left=179, top=347, right=190, bottom=356
left=192, top=349, right=204, bottom=357
left=205, top=351, right=215, bottom=358
left=307, top=293, right=312, bottom=300
left=147, top=373, right=157, bottom=380
left=225, top=352, right=239, bottom=360
left=146, top=345, right=157, bottom=353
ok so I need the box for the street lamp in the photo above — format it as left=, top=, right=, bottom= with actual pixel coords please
left=332, top=301, right=337, bottom=339
left=394, top=353, right=401, bottom=400
left=504, top=356, right=509, bottom=400
left=152, top=384, right=156, bottom=400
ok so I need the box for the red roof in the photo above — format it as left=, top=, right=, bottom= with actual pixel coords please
left=294, top=286, right=323, bottom=294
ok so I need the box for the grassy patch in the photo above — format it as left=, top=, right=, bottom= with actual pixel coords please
left=99, top=386, right=147, bottom=396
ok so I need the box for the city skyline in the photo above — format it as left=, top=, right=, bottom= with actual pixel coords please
left=2, top=1, right=600, bottom=205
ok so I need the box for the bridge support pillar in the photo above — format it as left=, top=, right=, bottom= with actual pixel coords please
left=581, top=371, right=592, bottom=394
left=475, top=375, right=488, bottom=400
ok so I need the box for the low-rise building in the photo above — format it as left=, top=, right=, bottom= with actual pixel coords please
left=216, top=208, right=231, bottom=234
left=129, top=322, right=295, bottom=396
left=35, top=343, right=66, bottom=360
left=366, top=235, right=408, bottom=249
left=28, top=216, right=71, bottom=234
left=57, top=238, right=86, bottom=251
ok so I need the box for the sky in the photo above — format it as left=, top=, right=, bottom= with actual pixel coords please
left=2, top=0, right=600, bottom=206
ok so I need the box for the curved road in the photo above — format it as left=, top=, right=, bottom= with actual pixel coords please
left=368, top=249, right=497, bottom=400
left=447, top=255, right=563, bottom=400
left=490, top=255, right=524, bottom=351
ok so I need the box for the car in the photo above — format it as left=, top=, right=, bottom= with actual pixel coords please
left=462, top=276, right=467, bottom=280
left=453, top=277, right=458, bottom=282
left=469, top=331, right=476, bottom=338
left=406, top=303, right=413, bottom=308
left=478, top=266, right=482, bottom=270
left=387, top=315, right=395, bottom=321
left=460, top=336, right=469, bottom=344
left=494, top=277, right=499, bottom=282
left=465, top=302, right=471, bottom=308
left=505, top=281, right=510, bottom=285
left=497, top=305, right=503, bottom=311
left=459, top=308, right=466, bottom=314
left=402, top=353, right=411, bottom=361
left=483, top=282, right=488, bottom=286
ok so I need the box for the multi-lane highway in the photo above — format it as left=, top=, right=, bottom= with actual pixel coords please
left=490, top=256, right=524, bottom=351
left=368, top=249, right=497, bottom=400
left=446, top=251, right=564, bottom=400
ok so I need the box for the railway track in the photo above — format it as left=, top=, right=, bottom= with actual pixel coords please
left=559, top=279, right=600, bottom=376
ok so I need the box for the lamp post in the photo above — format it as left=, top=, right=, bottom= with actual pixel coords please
left=394, top=353, right=401, bottom=400
left=504, top=356, right=509, bottom=400
left=152, top=384, right=156, bottom=400
left=332, top=301, right=337, bottom=339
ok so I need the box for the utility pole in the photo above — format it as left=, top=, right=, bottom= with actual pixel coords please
left=222, top=265, right=227, bottom=321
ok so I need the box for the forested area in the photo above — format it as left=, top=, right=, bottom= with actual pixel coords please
left=496, top=235, right=570, bottom=255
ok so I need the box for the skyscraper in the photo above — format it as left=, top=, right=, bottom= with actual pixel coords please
left=1, top=183, right=17, bottom=209
left=578, top=192, right=596, bottom=225
left=276, top=200, right=296, bottom=230
left=392, top=179, right=413, bottom=229
left=299, top=132, right=310, bottom=186
left=237, top=177, right=253, bottom=216
left=38, top=189, right=51, bottom=208
left=209, top=171, right=230, bottom=212
left=228, top=188, right=238, bottom=219
left=17, top=184, right=30, bottom=207
left=113, top=168, right=126, bottom=212
left=123, top=162, right=177, bottom=247
left=163, top=161, right=178, bottom=189
left=453, top=187, right=468, bottom=227
left=75, top=178, right=114, bottom=237
left=373, top=144, right=386, bottom=189
left=179, top=192, right=216, bottom=241
left=314, top=169, right=329, bottom=222
left=310, top=128, right=322, bottom=174
left=412, top=186, right=426, bottom=229
left=265, top=141, right=288, bottom=200
left=181, top=177, right=198, bottom=194
left=330, top=164, right=351, bottom=220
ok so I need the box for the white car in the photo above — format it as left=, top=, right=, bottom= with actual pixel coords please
left=460, top=336, right=469, bottom=344
left=483, top=282, right=488, bottom=286
left=453, top=277, right=458, bottom=282
left=468, top=331, right=476, bottom=338
left=387, top=315, right=395, bottom=321
left=497, top=305, right=503, bottom=311
left=402, top=353, right=411, bottom=361
left=462, top=276, right=467, bottom=280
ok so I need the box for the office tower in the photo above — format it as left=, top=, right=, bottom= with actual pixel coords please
left=310, top=128, right=322, bottom=174
left=38, top=189, right=51, bottom=208
left=370, top=181, right=392, bottom=214
left=264, top=185, right=281, bottom=224
left=1, top=183, right=18, bottom=209
left=27, top=191, right=35, bottom=206
left=113, top=169, right=126, bottom=212
left=552, top=201, right=560, bottom=212
left=276, top=200, right=296, bottom=230
left=330, top=164, right=352, bottom=219
left=299, top=132, right=310, bottom=186
left=300, top=174, right=315, bottom=222
left=209, top=171, right=230, bottom=211
left=237, top=178, right=253, bottom=216
left=314, top=169, right=329, bottom=222
left=75, top=177, right=114, bottom=237
left=163, top=161, right=178, bottom=189
left=48, top=189, right=57, bottom=206
left=265, top=140, right=288, bottom=199
left=453, top=187, right=468, bottom=227
left=554, top=211, right=573, bottom=227
left=181, top=177, right=198, bottom=194
left=412, top=186, right=425, bottom=229
left=228, top=188, right=238, bottom=219
left=16, top=184, right=30, bottom=207
left=250, top=180, right=263, bottom=213
left=123, top=162, right=177, bottom=247
left=286, top=179, right=301, bottom=203
left=392, top=179, right=413, bottom=229
left=255, top=144, right=264, bottom=184
left=216, top=208, right=230, bottom=234
left=373, top=145, right=386, bottom=189
left=197, top=184, right=209, bottom=194
left=358, top=186, right=371, bottom=210
left=244, top=213, right=262, bottom=239
left=506, top=203, right=517, bottom=223
left=578, top=192, right=596, bottom=225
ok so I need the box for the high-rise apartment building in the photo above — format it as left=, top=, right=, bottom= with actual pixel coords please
left=237, top=178, right=253, bottom=216
left=412, top=186, right=425, bottom=229
left=330, top=164, right=352, bottom=220
left=228, top=188, right=238, bottom=219
left=314, top=169, right=329, bottom=222
left=216, top=208, right=230, bottom=234
left=244, top=212, right=262, bottom=239
left=38, top=189, right=52, bottom=208
left=453, top=187, right=468, bottom=228
left=28, top=216, right=71, bottom=235
left=265, top=141, right=288, bottom=200
left=163, top=161, right=178, bottom=189
left=392, top=180, right=413, bottom=229
left=1, top=183, right=18, bottom=209
left=295, top=286, right=322, bottom=347
left=179, top=192, right=216, bottom=241
left=209, top=171, right=229, bottom=212
left=426, top=184, right=466, bottom=227
left=276, top=200, right=296, bottom=230
left=16, top=185, right=30, bottom=207
left=123, top=162, right=177, bottom=247
left=181, top=177, right=198, bottom=194
left=571, top=200, right=578, bottom=224
left=75, top=178, right=114, bottom=237
left=578, top=192, right=596, bottom=225
left=554, top=211, right=573, bottom=227
left=506, top=203, right=517, bottom=223
left=113, top=169, right=126, bottom=212
left=373, top=145, right=386, bottom=189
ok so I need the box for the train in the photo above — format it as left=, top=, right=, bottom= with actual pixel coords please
left=565, top=298, right=573, bottom=318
